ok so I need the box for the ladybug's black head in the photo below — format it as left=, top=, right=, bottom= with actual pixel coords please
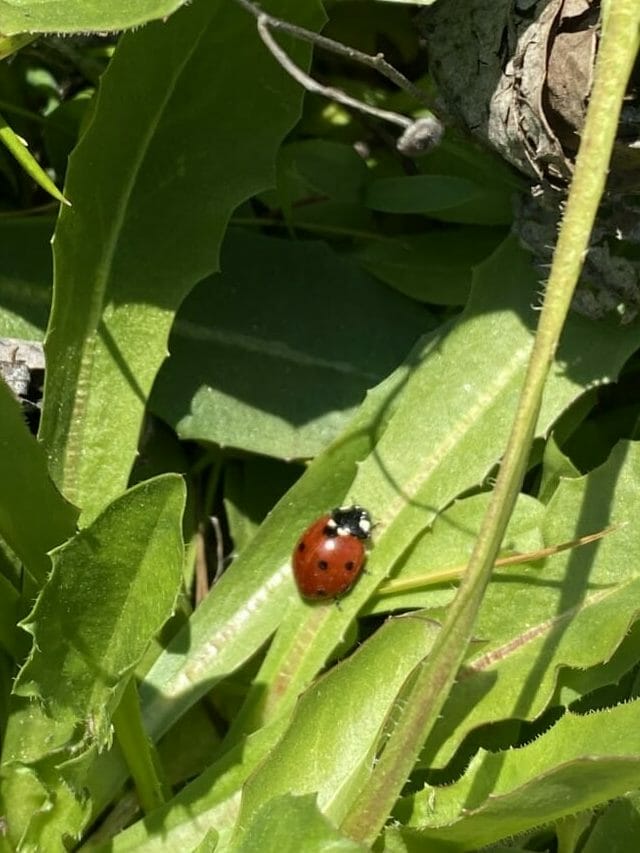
left=328, top=505, right=372, bottom=540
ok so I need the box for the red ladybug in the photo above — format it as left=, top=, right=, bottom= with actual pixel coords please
left=292, top=505, right=372, bottom=600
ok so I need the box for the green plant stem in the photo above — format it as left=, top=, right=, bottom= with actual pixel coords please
left=112, top=678, right=169, bottom=814
left=341, top=2, right=640, bottom=844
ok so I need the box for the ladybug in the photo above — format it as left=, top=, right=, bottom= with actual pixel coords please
left=292, top=505, right=372, bottom=600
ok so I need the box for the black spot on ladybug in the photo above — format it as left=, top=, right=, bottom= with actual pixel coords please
left=318, top=560, right=329, bottom=570
left=297, top=542, right=306, bottom=552
left=316, top=589, right=328, bottom=597
left=345, top=561, right=355, bottom=571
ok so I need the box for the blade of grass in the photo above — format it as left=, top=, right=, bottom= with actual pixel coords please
left=374, top=525, right=621, bottom=595
left=341, top=2, right=640, bottom=843
left=0, top=112, right=70, bottom=206
left=112, top=678, right=170, bottom=814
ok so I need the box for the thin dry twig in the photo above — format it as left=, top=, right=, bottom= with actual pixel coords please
left=234, top=0, right=444, bottom=156
left=234, top=0, right=432, bottom=108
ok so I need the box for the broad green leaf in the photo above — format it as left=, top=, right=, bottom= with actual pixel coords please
left=0, top=0, right=189, bottom=35
left=88, top=358, right=412, bottom=821
left=226, top=238, right=640, bottom=743
left=104, top=718, right=291, bottom=851
left=39, top=0, right=324, bottom=523
left=150, top=230, right=432, bottom=458
left=552, top=619, right=640, bottom=707
left=0, top=217, right=53, bottom=339
left=88, top=238, right=640, bottom=822
left=236, top=794, right=366, bottom=853
left=389, top=700, right=640, bottom=850
left=157, top=703, right=222, bottom=788
left=417, top=440, right=640, bottom=769
left=367, top=174, right=480, bottom=212
left=582, top=794, right=640, bottom=853
left=365, top=175, right=513, bottom=224
left=0, top=474, right=186, bottom=849
left=0, top=376, right=76, bottom=586
left=275, top=139, right=370, bottom=205
left=353, top=228, right=505, bottom=305
left=112, top=617, right=439, bottom=852
left=235, top=616, right=440, bottom=838
left=13, top=474, right=185, bottom=715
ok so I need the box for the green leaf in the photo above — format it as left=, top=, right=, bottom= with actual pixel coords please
left=0, top=474, right=186, bottom=849
left=0, top=376, right=77, bottom=587
left=112, top=617, right=438, bottom=852
left=0, top=217, right=54, bottom=339
left=353, top=228, right=505, bottom=305
left=150, top=230, right=432, bottom=458
left=537, top=433, right=581, bottom=504
left=367, top=174, right=480, bottom=212
left=552, top=620, right=640, bottom=708
left=226, top=238, right=640, bottom=743
left=89, top=359, right=412, bottom=821
left=389, top=700, right=640, bottom=850
left=14, top=474, right=185, bottom=714
left=0, top=111, right=69, bottom=205
left=86, top=239, right=640, bottom=824
left=235, top=616, right=440, bottom=838
left=582, top=794, right=640, bottom=853
left=365, top=175, right=513, bottom=224
left=236, top=794, right=366, bottom=853
left=38, top=0, right=324, bottom=523
left=0, top=0, right=190, bottom=35
left=278, top=139, right=369, bottom=204
left=418, top=440, right=640, bottom=769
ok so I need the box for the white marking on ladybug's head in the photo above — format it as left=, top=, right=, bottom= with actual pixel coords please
left=358, top=517, right=372, bottom=535
left=330, top=505, right=372, bottom=540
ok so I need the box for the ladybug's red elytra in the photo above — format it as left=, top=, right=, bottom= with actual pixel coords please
left=292, top=505, right=372, bottom=600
